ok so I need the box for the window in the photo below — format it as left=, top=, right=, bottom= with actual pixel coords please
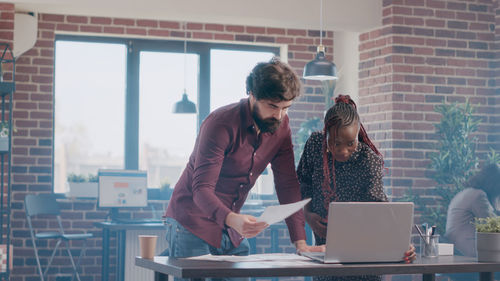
left=54, top=35, right=279, bottom=196
left=138, top=52, right=199, bottom=188
left=54, top=40, right=126, bottom=194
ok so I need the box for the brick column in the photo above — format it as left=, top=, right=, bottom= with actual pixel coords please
left=358, top=0, right=498, bottom=201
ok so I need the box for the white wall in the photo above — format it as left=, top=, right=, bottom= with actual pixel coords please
left=333, top=31, right=360, bottom=104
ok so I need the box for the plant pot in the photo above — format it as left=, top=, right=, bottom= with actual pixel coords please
left=0, top=136, right=8, bottom=152
left=66, top=182, right=98, bottom=198
left=476, top=232, right=500, bottom=262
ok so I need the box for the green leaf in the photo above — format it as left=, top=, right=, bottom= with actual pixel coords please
left=404, top=99, right=480, bottom=235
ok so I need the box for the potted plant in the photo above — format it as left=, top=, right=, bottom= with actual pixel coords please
left=475, top=216, right=500, bottom=262
left=66, top=173, right=99, bottom=198
left=403, top=100, right=480, bottom=235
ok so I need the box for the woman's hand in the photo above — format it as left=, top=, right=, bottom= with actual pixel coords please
left=225, top=212, right=268, bottom=238
left=403, top=244, right=417, bottom=263
left=304, top=208, right=327, bottom=238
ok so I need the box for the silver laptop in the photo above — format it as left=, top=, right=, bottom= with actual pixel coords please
left=302, top=202, right=414, bottom=263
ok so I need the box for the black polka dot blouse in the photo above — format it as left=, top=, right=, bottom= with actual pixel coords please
left=297, top=131, right=388, bottom=281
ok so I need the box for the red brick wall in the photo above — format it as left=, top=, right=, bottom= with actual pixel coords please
left=1, top=7, right=332, bottom=281
left=0, top=2, right=14, bottom=118
left=2, top=1, right=498, bottom=280
left=358, top=0, right=499, bottom=202
left=0, top=3, right=13, bottom=45
left=495, top=0, right=500, bottom=123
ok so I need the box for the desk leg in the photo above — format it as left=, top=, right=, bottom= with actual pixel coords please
left=117, top=230, right=126, bottom=281
left=479, top=272, right=493, bottom=281
left=422, top=274, right=435, bottom=281
left=102, top=228, right=110, bottom=281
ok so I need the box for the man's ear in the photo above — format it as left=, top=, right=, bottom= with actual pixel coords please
left=249, top=92, right=256, bottom=103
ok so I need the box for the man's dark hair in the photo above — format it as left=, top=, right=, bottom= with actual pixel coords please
left=245, top=57, right=301, bottom=101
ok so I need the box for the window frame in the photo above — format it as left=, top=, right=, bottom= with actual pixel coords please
left=53, top=35, right=280, bottom=199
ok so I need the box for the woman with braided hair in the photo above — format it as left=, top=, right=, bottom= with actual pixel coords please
left=297, top=95, right=415, bottom=281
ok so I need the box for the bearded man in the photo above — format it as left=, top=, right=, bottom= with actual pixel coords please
left=164, top=59, right=322, bottom=281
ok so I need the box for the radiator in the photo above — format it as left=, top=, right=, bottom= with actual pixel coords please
left=125, top=229, right=169, bottom=281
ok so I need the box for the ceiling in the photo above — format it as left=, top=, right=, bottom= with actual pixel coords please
left=11, top=0, right=382, bottom=32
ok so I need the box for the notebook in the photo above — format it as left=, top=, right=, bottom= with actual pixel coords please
left=302, top=202, right=414, bottom=263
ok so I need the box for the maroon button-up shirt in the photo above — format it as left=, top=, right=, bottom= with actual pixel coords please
left=165, top=98, right=306, bottom=248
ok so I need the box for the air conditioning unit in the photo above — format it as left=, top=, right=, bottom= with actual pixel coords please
left=13, top=12, right=37, bottom=58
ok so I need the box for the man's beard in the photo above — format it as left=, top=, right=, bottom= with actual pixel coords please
left=252, top=105, right=281, bottom=134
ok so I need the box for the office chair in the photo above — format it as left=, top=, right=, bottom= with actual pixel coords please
left=25, top=194, right=93, bottom=281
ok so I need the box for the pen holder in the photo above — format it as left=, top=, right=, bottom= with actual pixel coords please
left=420, top=234, right=439, bottom=258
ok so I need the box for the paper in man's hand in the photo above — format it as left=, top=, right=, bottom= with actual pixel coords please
left=257, top=198, right=311, bottom=225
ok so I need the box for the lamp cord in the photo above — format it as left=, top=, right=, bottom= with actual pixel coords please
left=320, top=0, right=323, bottom=46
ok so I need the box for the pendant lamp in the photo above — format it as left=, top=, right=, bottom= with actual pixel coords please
left=303, top=0, right=337, bottom=81
left=173, top=22, right=197, bottom=114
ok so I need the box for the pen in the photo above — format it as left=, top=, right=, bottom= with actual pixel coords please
left=414, top=224, right=428, bottom=245
left=431, top=225, right=436, bottom=236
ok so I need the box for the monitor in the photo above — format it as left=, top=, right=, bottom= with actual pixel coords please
left=98, top=169, right=148, bottom=208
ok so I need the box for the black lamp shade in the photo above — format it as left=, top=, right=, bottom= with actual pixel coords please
left=303, top=51, right=338, bottom=81
left=173, top=92, right=197, bottom=114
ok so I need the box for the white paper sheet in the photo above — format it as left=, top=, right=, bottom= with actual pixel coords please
left=257, top=198, right=311, bottom=225
left=184, top=253, right=312, bottom=262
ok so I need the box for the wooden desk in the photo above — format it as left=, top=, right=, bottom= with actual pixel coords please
left=95, top=221, right=165, bottom=281
left=136, top=255, right=499, bottom=281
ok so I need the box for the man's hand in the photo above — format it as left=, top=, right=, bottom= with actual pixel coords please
left=294, top=240, right=325, bottom=253
left=304, top=208, right=327, bottom=238
left=225, top=212, right=268, bottom=238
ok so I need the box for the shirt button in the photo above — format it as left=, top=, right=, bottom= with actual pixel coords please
left=240, top=184, right=244, bottom=188
left=250, top=172, right=253, bottom=176
left=253, top=152, right=257, bottom=156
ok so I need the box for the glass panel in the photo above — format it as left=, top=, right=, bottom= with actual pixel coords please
left=54, top=41, right=126, bottom=194
left=210, top=50, right=274, bottom=111
left=139, top=51, right=199, bottom=189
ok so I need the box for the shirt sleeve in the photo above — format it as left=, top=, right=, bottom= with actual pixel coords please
left=191, top=117, right=233, bottom=229
left=271, top=125, right=306, bottom=243
left=471, top=190, right=496, bottom=219
left=297, top=134, right=315, bottom=200
left=363, top=150, right=388, bottom=202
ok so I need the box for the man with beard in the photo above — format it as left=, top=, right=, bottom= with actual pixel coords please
left=163, top=58, right=322, bottom=277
